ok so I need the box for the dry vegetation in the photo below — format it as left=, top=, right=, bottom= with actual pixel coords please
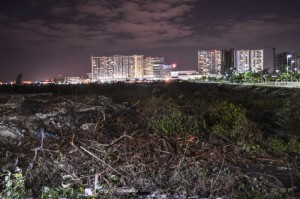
left=1, top=82, right=300, bottom=198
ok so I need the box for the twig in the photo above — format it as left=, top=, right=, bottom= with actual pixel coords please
left=26, top=129, right=45, bottom=175
left=154, top=148, right=175, bottom=155
left=80, top=146, right=124, bottom=177
left=172, top=143, right=189, bottom=180
left=244, top=172, right=284, bottom=187
left=93, top=110, right=106, bottom=133
left=211, top=154, right=226, bottom=192
left=286, top=161, right=294, bottom=196
left=69, top=142, right=85, bottom=156
left=109, top=134, right=134, bottom=146
left=129, top=100, right=140, bottom=109
left=42, top=158, right=80, bottom=181
left=94, top=172, right=106, bottom=192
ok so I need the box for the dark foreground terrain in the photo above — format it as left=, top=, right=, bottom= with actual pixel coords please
left=1, top=82, right=300, bottom=198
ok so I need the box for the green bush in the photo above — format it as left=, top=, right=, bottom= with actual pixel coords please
left=276, top=92, right=300, bottom=135
left=287, top=137, right=300, bottom=154
left=267, top=138, right=286, bottom=153
left=267, top=136, right=300, bottom=154
left=0, top=169, right=93, bottom=199
left=150, top=109, right=202, bottom=136
left=205, top=101, right=247, bottom=140
left=42, top=185, right=86, bottom=199
left=0, top=168, right=26, bottom=199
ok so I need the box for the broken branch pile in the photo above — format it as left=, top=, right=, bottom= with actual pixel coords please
left=0, top=91, right=298, bottom=198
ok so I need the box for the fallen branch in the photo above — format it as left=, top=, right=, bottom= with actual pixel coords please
left=80, top=146, right=124, bottom=177
left=210, top=154, right=226, bottom=193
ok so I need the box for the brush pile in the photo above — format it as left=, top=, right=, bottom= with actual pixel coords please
left=0, top=87, right=299, bottom=198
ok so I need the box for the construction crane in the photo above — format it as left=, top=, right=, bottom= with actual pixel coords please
left=265, top=46, right=277, bottom=72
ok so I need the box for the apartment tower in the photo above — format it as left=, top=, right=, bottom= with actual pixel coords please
left=198, top=50, right=221, bottom=75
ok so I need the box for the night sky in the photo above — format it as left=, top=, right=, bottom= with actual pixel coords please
left=0, top=0, right=300, bottom=82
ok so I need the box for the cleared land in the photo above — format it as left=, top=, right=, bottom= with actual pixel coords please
left=1, top=82, right=300, bottom=198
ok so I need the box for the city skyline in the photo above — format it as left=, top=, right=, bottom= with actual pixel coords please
left=198, top=49, right=264, bottom=75
left=0, top=0, right=300, bottom=82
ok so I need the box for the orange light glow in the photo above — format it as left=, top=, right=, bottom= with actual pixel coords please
left=23, top=81, right=32, bottom=85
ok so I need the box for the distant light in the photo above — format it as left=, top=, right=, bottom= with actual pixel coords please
left=172, top=64, right=176, bottom=68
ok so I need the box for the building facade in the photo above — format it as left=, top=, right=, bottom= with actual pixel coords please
left=91, top=56, right=114, bottom=80
left=91, top=55, right=168, bottom=81
left=276, top=52, right=298, bottom=71
left=143, top=57, right=164, bottom=78
left=198, top=50, right=221, bottom=75
left=198, top=49, right=264, bottom=75
left=221, top=49, right=235, bottom=75
left=235, top=49, right=264, bottom=73
left=132, top=55, right=144, bottom=78
left=250, top=49, right=264, bottom=72
left=235, top=50, right=250, bottom=73
left=91, top=55, right=144, bottom=81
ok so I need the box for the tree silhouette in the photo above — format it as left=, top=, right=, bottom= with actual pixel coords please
left=16, top=73, right=23, bottom=85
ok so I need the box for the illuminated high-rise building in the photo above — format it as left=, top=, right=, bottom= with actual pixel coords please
left=235, top=49, right=264, bottom=73
left=250, top=49, right=264, bottom=72
left=198, top=50, right=221, bottom=75
left=91, top=55, right=144, bottom=81
left=235, top=50, right=250, bottom=73
left=143, top=57, right=164, bottom=78
left=198, top=49, right=264, bottom=75
left=133, top=55, right=144, bottom=78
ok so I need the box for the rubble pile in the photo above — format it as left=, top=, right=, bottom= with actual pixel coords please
left=0, top=92, right=299, bottom=198
left=0, top=93, right=131, bottom=143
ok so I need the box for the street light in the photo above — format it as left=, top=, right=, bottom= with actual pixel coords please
left=225, top=73, right=228, bottom=82
left=275, top=69, right=280, bottom=86
left=295, top=67, right=298, bottom=82
left=229, top=67, right=233, bottom=83
left=286, top=54, right=292, bottom=85
left=291, top=60, right=295, bottom=82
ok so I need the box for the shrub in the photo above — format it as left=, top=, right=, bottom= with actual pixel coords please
left=0, top=168, right=26, bottom=199
left=276, top=92, right=300, bottom=135
left=41, top=184, right=86, bottom=199
left=150, top=109, right=202, bottom=136
left=267, top=136, right=300, bottom=154
left=287, top=137, right=300, bottom=154
left=205, top=101, right=247, bottom=140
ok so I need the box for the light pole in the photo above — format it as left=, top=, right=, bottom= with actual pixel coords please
left=275, top=69, right=280, bottom=86
left=291, top=60, right=295, bottom=82
left=295, top=67, right=298, bottom=82
left=286, top=54, right=292, bottom=85
left=229, top=67, right=233, bottom=83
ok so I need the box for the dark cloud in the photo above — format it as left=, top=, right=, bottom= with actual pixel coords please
left=3, top=0, right=197, bottom=51
left=74, top=0, right=197, bottom=47
left=49, top=6, right=72, bottom=16
left=0, top=0, right=300, bottom=82
left=192, top=17, right=300, bottom=48
left=0, top=13, right=8, bottom=21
